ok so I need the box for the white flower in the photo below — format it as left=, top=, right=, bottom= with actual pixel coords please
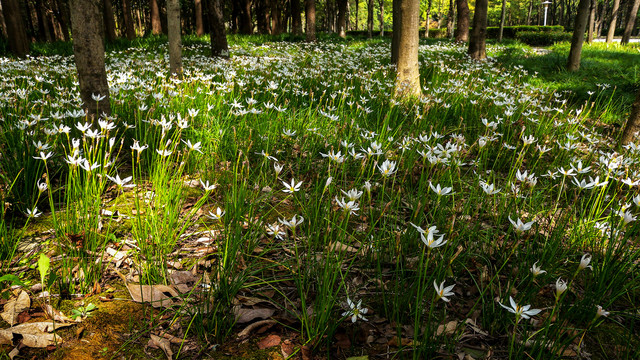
left=156, top=149, right=173, bottom=157
left=341, top=188, right=363, bottom=201
left=33, top=151, right=54, bottom=161
left=500, top=296, right=542, bottom=320
left=508, top=216, right=534, bottom=233
left=206, top=207, right=225, bottom=220
left=377, top=160, right=397, bottom=177
left=183, top=139, right=203, bottom=153
left=434, top=280, right=455, bottom=302
left=106, top=174, right=134, bottom=188
left=342, top=297, right=368, bottom=323
left=91, top=93, right=106, bottom=101
left=37, top=179, right=48, bottom=193
left=274, top=163, right=283, bottom=176
left=596, top=305, right=609, bottom=318
left=278, top=215, right=304, bottom=229
left=282, top=178, right=303, bottom=193
left=335, top=196, right=360, bottom=215
left=530, top=261, right=546, bottom=277
left=555, top=278, right=568, bottom=298
left=429, top=182, right=453, bottom=196
left=26, top=207, right=42, bottom=218
left=578, top=253, right=593, bottom=271
left=266, top=223, right=286, bottom=240
left=480, top=181, right=501, bottom=195
left=131, top=141, right=148, bottom=153
left=200, top=179, right=217, bottom=191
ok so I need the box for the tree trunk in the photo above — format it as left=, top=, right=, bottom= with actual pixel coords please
left=454, top=0, right=469, bottom=41
left=195, top=0, right=204, bottom=35
left=291, top=0, right=302, bottom=35
left=425, top=0, right=431, bottom=37
left=305, top=0, right=316, bottom=41
left=395, top=0, right=421, bottom=98
left=567, top=0, right=591, bottom=71
left=122, top=0, right=136, bottom=39
left=588, top=0, right=596, bottom=42
left=1, top=0, right=30, bottom=57
left=498, top=0, right=506, bottom=42
left=270, top=0, right=281, bottom=34
left=150, top=0, right=161, bottom=34
left=378, top=0, right=384, bottom=36
left=103, top=0, right=117, bottom=42
left=620, top=89, right=640, bottom=145
left=622, top=0, right=640, bottom=44
left=606, top=0, right=619, bottom=42
left=367, top=0, right=373, bottom=37
left=207, top=0, right=228, bottom=56
left=69, top=0, right=110, bottom=117
left=239, top=0, right=252, bottom=34
left=337, top=0, right=347, bottom=37
left=468, top=0, right=487, bottom=60
left=391, top=0, right=401, bottom=64
left=0, top=1, right=7, bottom=39
left=256, top=0, right=269, bottom=33
left=54, top=0, right=70, bottom=41
left=167, top=0, right=182, bottom=77
left=446, top=0, right=454, bottom=38
left=527, top=0, right=533, bottom=25
left=355, top=0, right=358, bottom=30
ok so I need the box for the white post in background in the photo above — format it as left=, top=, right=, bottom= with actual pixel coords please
left=543, top=1, right=552, bottom=26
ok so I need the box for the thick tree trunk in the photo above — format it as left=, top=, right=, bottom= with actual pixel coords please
left=150, top=0, right=161, bottom=34
left=122, top=0, right=136, bottom=39
left=256, top=0, right=269, bottom=33
left=395, top=0, right=421, bottom=98
left=239, top=0, right=252, bottom=34
left=606, top=0, right=620, bottom=42
left=270, top=0, right=282, bottom=35
left=337, top=0, right=347, bottom=37
left=367, top=0, right=373, bottom=37
left=167, top=0, right=182, bottom=77
left=1, top=0, right=30, bottom=57
left=207, top=0, right=228, bottom=56
left=620, top=89, right=640, bottom=145
left=195, top=0, right=204, bottom=35
left=391, top=0, right=401, bottom=64
left=498, top=0, right=506, bottom=42
left=622, top=0, right=640, bottom=44
left=454, top=0, right=469, bottom=41
left=0, top=2, right=7, bottom=39
left=305, top=0, right=316, bottom=41
left=54, top=0, right=70, bottom=41
left=291, top=0, right=302, bottom=35
left=69, top=0, right=110, bottom=117
left=588, top=0, right=596, bottom=42
left=378, top=0, right=384, bottom=36
left=567, top=0, right=591, bottom=71
left=468, top=0, right=488, bottom=60
left=103, top=0, right=117, bottom=42
left=446, top=0, right=454, bottom=38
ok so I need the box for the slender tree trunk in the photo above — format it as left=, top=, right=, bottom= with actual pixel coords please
left=395, top=0, right=421, bottom=98
left=291, top=0, right=302, bottom=35
left=195, top=0, right=204, bottom=35
left=468, top=0, right=487, bottom=60
left=378, top=0, right=384, bottom=36
left=608, top=0, right=620, bottom=44
left=446, top=0, right=454, bottom=38
left=355, top=0, right=358, bottom=30
left=256, top=0, right=269, bottom=33
left=392, top=0, right=401, bottom=64
left=425, top=0, right=431, bottom=37
left=567, top=0, right=591, bottom=71
left=527, top=0, right=533, bottom=25
left=1, top=0, right=30, bottom=56
left=270, top=0, right=281, bottom=34
left=167, top=0, right=182, bottom=77
left=0, top=1, right=7, bottom=39
left=206, top=0, right=228, bottom=56
left=150, top=0, right=161, bottom=34
left=122, top=0, right=136, bottom=39
left=622, top=0, right=640, bottom=43
left=305, top=0, right=316, bottom=41
left=103, top=0, right=117, bottom=42
left=69, top=0, right=110, bottom=117
left=337, top=0, right=347, bottom=37
left=454, top=0, right=469, bottom=41
left=367, top=0, right=373, bottom=37
left=588, top=0, right=596, bottom=42
left=621, top=89, right=640, bottom=145
left=54, top=0, right=70, bottom=41
left=498, top=0, right=506, bottom=42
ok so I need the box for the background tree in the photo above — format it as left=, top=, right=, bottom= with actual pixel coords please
left=622, top=0, right=640, bottom=44
left=150, top=0, right=162, bottom=34
left=337, top=0, right=348, bottom=37
left=291, top=0, right=303, bottom=35
left=195, top=0, right=204, bottom=36
left=378, top=0, right=384, bottom=36
left=0, top=3, right=6, bottom=39
left=69, top=0, right=111, bottom=117
left=367, top=0, right=373, bottom=37
left=498, top=0, right=506, bottom=42
left=468, top=0, right=488, bottom=60
left=167, top=0, right=182, bottom=77
left=454, top=0, right=469, bottom=42
left=207, top=0, right=228, bottom=56
left=606, top=0, right=621, bottom=43
left=103, top=0, right=117, bottom=42
left=392, top=0, right=401, bottom=64
left=1, top=0, right=30, bottom=57
left=567, top=0, right=591, bottom=71
left=446, top=0, right=454, bottom=38
left=394, top=0, right=421, bottom=98
left=620, top=89, right=640, bottom=145
left=306, top=0, right=316, bottom=41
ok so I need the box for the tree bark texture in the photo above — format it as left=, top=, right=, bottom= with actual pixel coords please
left=567, top=0, right=591, bottom=71
left=69, top=0, right=111, bottom=117
left=306, top=0, right=316, bottom=41
left=270, top=0, right=282, bottom=35
left=122, top=0, right=136, bottom=39
left=620, top=89, right=640, bottom=145
left=588, top=0, right=596, bottom=42
left=195, top=0, right=204, bottom=35
left=394, top=0, right=421, bottom=98
left=337, top=0, right=347, bottom=37
left=378, top=0, right=384, bottom=36
left=391, top=0, right=401, bottom=64
left=454, top=0, right=469, bottom=42
left=498, top=0, right=506, bottom=42
left=622, top=0, right=640, bottom=44
left=150, top=0, right=161, bottom=34
left=103, top=0, right=117, bottom=42
left=207, top=0, right=228, bottom=56
left=256, top=0, right=269, bottom=33
left=468, top=0, right=488, bottom=60
left=167, top=0, right=183, bottom=77
left=367, top=0, right=373, bottom=37
left=0, top=2, right=7, bottom=39
left=238, top=0, right=252, bottom=34
left=1, top=0, right=30, bottom=57
left=446, top=0, right=455, bottom=38
left=55, top=0, right=71, bottom=41
left=291, top=0, right=302, bottom=35
left=606, top=0, right=620, bottom=42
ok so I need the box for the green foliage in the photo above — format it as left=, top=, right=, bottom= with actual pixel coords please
left=515, top=30, right=572, bottom=46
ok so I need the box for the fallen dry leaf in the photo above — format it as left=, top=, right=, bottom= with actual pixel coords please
left=126, top=283, right=180, bottom=308
left=0, top=321, right=74, bottom=348
left=436, top=320, right=458, bottom=336
left=237, top=319, right=277, bottom=339
left=42, top=304, right=74, bottom=323
left=169, top=271, right=196, bottom=286
left=1, top=291, right=30, bottom=326
left=150, top=334, right=173, bottom=360
left=257, top=334, right=281, bottom=349
left=234, top=307, right=275, bottom=324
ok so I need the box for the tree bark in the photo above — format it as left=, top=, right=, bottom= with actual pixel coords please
left=270, top=0, right=282, bottom=35
left=54, top=0, right=70, bottom=41
left=527, top=0, right=533, bottom=25
left=567, top=0, right=591, bottom=71
left=391, top=0, right=401, bottom=64
left=454, top=0, right=469, bottom=41
left=239, top=0, right=252, bottom=34
left=446, top=0, right=454, bottom=38
left=69, top=0, right=110, bottom=117
left=620, top=89, right=640, bottom=145
left=195, top=0, right=204, bottom=35
left=378, top=0, right=384, bottom=36
left=355, top=0, right=358, bottom=30
left=498, top=0, right=506, bottom=42
left=103, top=0, right=117, bottom=42
left=468, top=0, right=487, bottom=60
left=606, top=0, right=620, bottom=42
left=1, top=0, right=30, bottom=57
left=167, top=0, right=182, bottom=77
left=395, top=0, right=421, bottom=98
left=150, top=0, right=161, bottom=34
left=122, top=0, right=136, bottom=39
left=305, top=0, right=316, bottom=41
left=337, top=0, right=347, bottom=37
left=206, top=0, right=228, bottom=56
left=367, top=0, right=373, bottom=37
left=256, top=0, right=269, bottom=33
left=588, top=0, right=596, bottom=42
left=0, top=1, right=7, bottom=39
left=291, top=0, right=302, bottom=35
left=622, top=0, right=640, bottom=44
left=424, top=0, right=431, bottom=38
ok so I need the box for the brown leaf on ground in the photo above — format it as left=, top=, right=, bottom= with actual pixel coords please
left=257, top=334, right=281, bottom=349
left=234, top=307, right=275, bottom=324
left=42, top=304, right=74, bottom=323
left=436, top=320, right=458, bottom=336
left=149, top=334, right=173, bottom=360
left=236, top=319, right=277, bottom=339
left=169, top=271, right=196, bottom=286
left=126, top=283, right=180, bottom=308
left=1, top=291, right=30, bottom=326
left=387, top=337, right=414, bottom=347
left=280, top=339, right=295, bottom=358
left=0, top=321, right=74, bottom=348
